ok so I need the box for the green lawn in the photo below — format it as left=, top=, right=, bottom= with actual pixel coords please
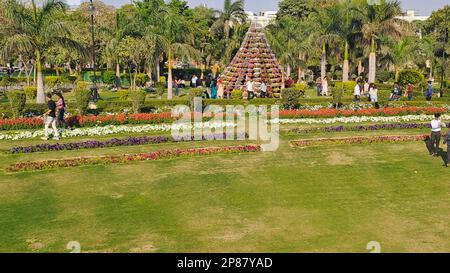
left=0, top=126, right=449, bottom=253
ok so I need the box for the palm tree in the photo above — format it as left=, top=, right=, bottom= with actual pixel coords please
left=159, top=8, right=199, bottom=99
left=212, top=0, right=247, bottom=45
left=310, top=8, right=341, bottom=80
left=359, top=0, right=404, bottom=83
left=1, top=0, right=86, bottom=103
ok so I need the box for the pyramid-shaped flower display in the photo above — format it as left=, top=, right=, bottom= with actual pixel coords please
left=220, top=23, right=284, bottom=96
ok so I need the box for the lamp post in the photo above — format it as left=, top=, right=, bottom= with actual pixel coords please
left=88, top=0, right=98, bottom=101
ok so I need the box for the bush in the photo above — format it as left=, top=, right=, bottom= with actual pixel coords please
left=281, top=88, right=301, bottom=109
left=24, top=86, right=37, bottom=101
left=74, top=89, right=92, bottom=115
left=231, top=89, right=243, bottom=99
left=102, top=71, right=117, bottom=85
left=75, top=81, right=89, bottom=91
left=342, top=81, right=357, bottom=93
left=159, top=76, right=166, bottom=83
left=398, top=70, right=426, bottom=87
left=118, top=89, right=130, bottom=100
left=0, top=77, right=17, bottom=89
left=155, top=82, right=165, bottom=98
left=62, top=75, right=77, bottom=84
left=188, top=88, right=205, bottom=110
left=6, top=91, right=27, bottom=118
left=135, top=73, right=150, bottom=87
left=129, top=90, right=147, bottom=113
left=377, top=71, right=394, bottom=83
left=44, top=76, right=62, bottom=88
left=294, top=83, right=307, bottom=92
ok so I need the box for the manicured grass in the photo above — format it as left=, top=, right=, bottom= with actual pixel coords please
left=0, top=126, right=449, bottom=253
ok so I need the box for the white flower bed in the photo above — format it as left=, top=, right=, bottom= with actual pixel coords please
left=0, top=122, right=237, bottom=141
left=272, top=114, right=450, bottom=125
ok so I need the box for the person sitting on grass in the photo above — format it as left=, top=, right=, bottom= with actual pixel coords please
left=443, top=128, right=450, bottom=167
left=41, top=93, right=60, bottom=141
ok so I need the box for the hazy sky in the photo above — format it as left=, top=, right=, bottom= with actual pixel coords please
left=71, top=0, right=449, bottom=16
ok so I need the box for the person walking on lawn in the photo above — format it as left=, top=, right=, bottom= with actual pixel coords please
left=443, top=128, right=450, bottom=167
left=41, top=93, right=59, bottom=141
left=430, top=113, right=446, bottom=157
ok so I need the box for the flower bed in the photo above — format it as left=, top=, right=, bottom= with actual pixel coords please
left=288, top=122, right=445, bottom=134
left=279, top=107, right=446, bottom=119
left=275, top=114, right=450, bottom=125
left=1, top=106, right=447, bottom=131
left=291, top=135, right=429, bottom=148
left=8, top=133, right=248, bottom=154
left=0, top=121, right=237, bottom=141
left=6, top=145, right=261, bottom=172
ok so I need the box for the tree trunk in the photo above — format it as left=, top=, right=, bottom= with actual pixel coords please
left=368, top=37, right=376, bottom=84
left=156, top=59, right=160, bottom=82
left=321, top=42, right=326, bottom=80
left=167, top=48, right=173, bottom=100
left=368, top=53, right=376, bottom=84
left=36, top=52, right=45, bottom=104
left=115, top=62, right=121, bottom=89
left=343, top=41, right=349, bottom=82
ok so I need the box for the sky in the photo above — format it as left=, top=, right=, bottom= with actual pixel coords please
left=70, top=0, right=449, bottom=16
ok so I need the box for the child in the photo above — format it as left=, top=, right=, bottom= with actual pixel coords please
left=443, top=128, right=450, bottom=167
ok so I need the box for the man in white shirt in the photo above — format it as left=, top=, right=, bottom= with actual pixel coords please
left=246, top=78, right=254, bottom=100
left=354, top=81, right=361, bottom=101
left=364, top=79, right=370, bottom=97
left=430, top=113, right=447, bottom=156
left=260, top=80, right=267, bottom=98
left=191, top=75, right=198, bottom=88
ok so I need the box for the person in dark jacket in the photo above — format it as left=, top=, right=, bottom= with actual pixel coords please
left=443, top=128, right=450, bottom=167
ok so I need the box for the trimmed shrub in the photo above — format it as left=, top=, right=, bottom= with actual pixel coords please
left=135, top=73, right=150, bottom=87
left=159, top=76, right=166, bottom=83
left=6, top=91, right=27, bottom=118
left=130, top=90, right=147, bottom=113
left=281, top=88, right=301, bottom=109
left=294, top=83, right=307, bottom=92
left=74, top=89, right=91, bottom=115
left=24, top=86, right=37, bottom=101
left=231, top=89, right=243, bottom=99
left=398, top=70, right=426, bottom=87
left=44, top=76, right=62, bottom=88
left=377, top=71, right=394, bottom=83
left=118, top=89, right=130, bottom=100
left=155, top=82, right=165, bottom=99
left=102, top=71, right=117, bottom=85
left=188, top=88, right=205, bottom=110
left=342, top=81, right=357, bottom=93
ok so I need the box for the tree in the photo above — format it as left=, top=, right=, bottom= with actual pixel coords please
left=1, top=0, right=86, bottom=103
left=359, top=0, right=404, bottom=83
left=211, top=0, right=247, bottom=43
left=277, top=0, right=315, bottom=20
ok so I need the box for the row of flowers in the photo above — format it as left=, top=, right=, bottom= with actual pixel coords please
left=275, top=114, right=450, bottom=125
left=6, top=145, right=261, bottom=172
left=288, top=122, right=445, bottom=134
left=0, top=121, right=237, bottom=141
left=1, top=107, right=447, bottom=131
left=279, top=107, right=446, bottom=119
left=8, top=133, right=248, bottom=154
left=291, top=135, right=429, bottom=148
left=1, top=114, right=447, bottom=141
left=0, top=112, right=175, bottom=131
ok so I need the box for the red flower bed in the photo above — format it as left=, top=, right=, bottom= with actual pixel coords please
left=279, top=107, right=446, bottom=119
left=6, top=145, right=261, bottom=172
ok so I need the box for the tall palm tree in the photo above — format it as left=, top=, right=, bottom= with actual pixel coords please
left=159, top=8, right=199, bottom=99
left=310, top=8, right=341, bottom=80
left=211, top=0, right=247, bottom=45
left=359, top=0, right=404, bottom=83
left=1, top=0, right=86, bottom=103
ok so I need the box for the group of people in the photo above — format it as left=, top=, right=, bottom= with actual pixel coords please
left=430, top=113, right=450, bottom=167
left=315, top=76, right=330, bottom=97
left=41, top=92, right=66, bottom=141
left=353, top=79, right=379, bottom=103
left=172, top=74, right=226, bottom=99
